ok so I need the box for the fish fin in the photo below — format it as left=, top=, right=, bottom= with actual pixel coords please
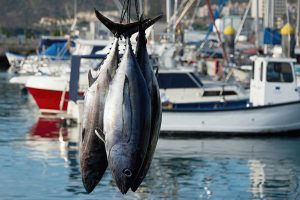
left=81, top=128, right=86, bottom=143
left=155, top=66, right=159, bottom=78
left=107, top=69, right=112, bottom=83
left=122, top=75, right=132, bottom=142
left=94, top=9, right=161, bottom=37
left=95, top=8, right=141, bottom=37
left=88, top=69, right=98, bottom=87
left=141, top=14, right=163, bottom=30
left=95, top=128, right=105, bottom=143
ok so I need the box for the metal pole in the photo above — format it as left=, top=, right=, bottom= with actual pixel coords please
left=235, top=0, right=252, bottom=43
left=255, top=0, right=260, bottom=48
left=166, top=0, right=171, bottom=36
left=297, top=0, right=300, bottom=46
left=264, top=0, right=269, bottom=54
left=74, top=0, right=77, bottom=19
left=173, top=0, right=178, bottom=42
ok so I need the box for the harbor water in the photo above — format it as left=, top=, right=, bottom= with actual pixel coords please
left=1, top=72, right=300, bottom=199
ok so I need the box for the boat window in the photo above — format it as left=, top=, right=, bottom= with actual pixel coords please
left=157, top=73, right=200, bottom=89
left=203, top=90, right=237, bottom=96
left=266, top=62, right=293, bottom=83
left=251, top=62, right=255, bottom=80
left=260, top=63, right=263, bottom=82
left=296, top=54, right=300, bottom=64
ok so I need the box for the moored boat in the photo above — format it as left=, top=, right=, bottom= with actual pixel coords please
left=162, top=56, right=300, bottom=134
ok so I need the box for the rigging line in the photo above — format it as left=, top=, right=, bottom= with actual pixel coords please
left=205, top=0, right=229, bottom=63
left=120, top=0, right=129, bottom=23
left=135, top=0, right=140, bottom=20
left=128, top=0, right=131, bottom=23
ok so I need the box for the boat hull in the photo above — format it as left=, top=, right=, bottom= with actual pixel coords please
left=161, top=101, right=300, bottom=134
left=27, top=87, right=70, bottom=113
left=26, top=75, right=86, bottom=114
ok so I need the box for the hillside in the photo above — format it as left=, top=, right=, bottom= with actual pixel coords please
left=0, top=0, right=250, bottom=28
left=0, top=0, right=116, bottom=28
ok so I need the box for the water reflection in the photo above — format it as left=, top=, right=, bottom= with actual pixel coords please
left=25, top=118, right=83, bottom=194
left=21, top=118, right=300, bottom=199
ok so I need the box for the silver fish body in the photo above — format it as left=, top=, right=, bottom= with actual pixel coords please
left=80, top=38, right=119, bottom=193
left=103, top=38, right=151, bottom=194
left=131, top=23, right=162, bottom=192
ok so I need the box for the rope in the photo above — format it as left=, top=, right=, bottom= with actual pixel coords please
left=135, top=0, right=140, bottom=20
left=120, top=0, right=128, bottom=23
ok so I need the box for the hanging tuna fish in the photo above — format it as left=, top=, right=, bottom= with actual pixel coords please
left=131, top=14, right=162, bottom=192
left=80, top=2, right=162, bottom=194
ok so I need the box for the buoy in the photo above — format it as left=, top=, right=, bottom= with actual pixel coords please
left=223, top=25, right=236, bottom=35
left=280, top=23, right=295, bottom=35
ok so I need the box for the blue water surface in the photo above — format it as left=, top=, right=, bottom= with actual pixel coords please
left=1, top=72, right=300, bottom=200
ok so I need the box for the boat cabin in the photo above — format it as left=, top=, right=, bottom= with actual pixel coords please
left=250, top=56, right=299, bottom=106
left=157, top=70, right=248, bottom=104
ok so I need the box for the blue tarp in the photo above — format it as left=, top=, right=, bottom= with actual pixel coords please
left=41, top=42, right=74, bottom=60
left=263, top=28, right=281, bottom=45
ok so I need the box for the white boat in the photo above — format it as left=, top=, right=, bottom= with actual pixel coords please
left=161, top=101, right=300, bottom=134
left=161, top=56, right=300, bottom=134
left=9, top=38, right=110, bottom=86
left=24, top=65, right=248, bottom=115
left=8, top=37, right=109, bottom=75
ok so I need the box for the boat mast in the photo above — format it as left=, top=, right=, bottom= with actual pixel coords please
left=255, top=0, right=260, bottom=49
left=297, top=0, right=300, bottom=47
left=235, top=0, right=252, bottom=43
left=264, top=0, right=270, bottom=54
left=205, top=0, right=229, bottom=63
left=173, top=0, right=178, bottom=42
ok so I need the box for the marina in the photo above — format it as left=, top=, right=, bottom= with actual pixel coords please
left=2, top=72, right=300, bottom=199
left=2, top=0, right=300, bottom=198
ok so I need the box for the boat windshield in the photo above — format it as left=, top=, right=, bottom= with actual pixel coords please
left=266, top=62, right=293, bottom=83
left=158, top=72, right=203, bottom=89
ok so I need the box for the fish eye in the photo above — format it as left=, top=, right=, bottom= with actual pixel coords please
left=122, top=169, right=132, bottom=177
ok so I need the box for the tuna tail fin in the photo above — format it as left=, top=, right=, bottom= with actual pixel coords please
left=95, top=8, right=145, bottom=37
left=95, top=9, right=162, bottom=37
left=141, top=14, right=163, bottom=30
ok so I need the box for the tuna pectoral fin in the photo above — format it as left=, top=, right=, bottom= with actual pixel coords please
left=122, top=76, right=132, bottom=141
left=95, top=128, right=105, bottom=143
left=81, top=128, right=86, bottom=143
left=88, top=69, right=98, bottom=87
left=106, top=69, right=112, bottom=83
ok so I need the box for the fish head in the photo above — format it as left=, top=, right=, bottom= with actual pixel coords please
left=108, top=143, right=137, bottom=194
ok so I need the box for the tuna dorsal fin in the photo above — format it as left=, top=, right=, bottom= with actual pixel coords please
left=88, top=69, right=98, bottom=87
left=95, top=128, right=105, bottom=143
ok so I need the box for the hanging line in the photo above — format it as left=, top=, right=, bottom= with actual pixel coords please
left=135, top=0, right=140, bottom=20
left=127, top=0, right=131, bottom=23
left=120, top=0, right=129, bottom=23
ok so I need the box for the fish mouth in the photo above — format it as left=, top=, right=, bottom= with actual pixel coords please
left=82, top=175, right=98, bottom=194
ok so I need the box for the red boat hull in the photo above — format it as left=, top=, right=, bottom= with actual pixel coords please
left=27, top=87, right=83, bottom=114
